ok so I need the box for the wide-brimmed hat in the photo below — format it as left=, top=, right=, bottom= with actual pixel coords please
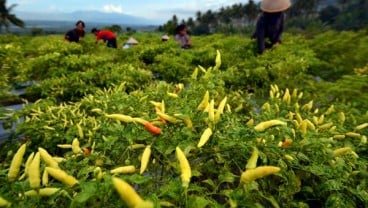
left=161, top=35, right=169, bottom=40
left=126, top=37, right=138, bottom=45
left=261, top=0, right=291, bottom=13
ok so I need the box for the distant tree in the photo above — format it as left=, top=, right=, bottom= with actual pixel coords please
left=125, top=27, right=136, bottom=35
left=244, top=0, right=259, bottom=24
left=196, top=11, right=202, bottom=22
left=107, top=24, right=123, bottom=34
left=218, top=6, right=232, bottom=24
left=30, top=27, right=43, bottom=36
left=172, top=15, right=178, bottom=25
left=319, top=5, right=340, bottom=24
left=0, top=0, right=24, bottom=33
left=290, top=0, right=321, bottom=18
left=186, top=17, right=195, bottom=29
left=161, top=19, right=177, bottom=35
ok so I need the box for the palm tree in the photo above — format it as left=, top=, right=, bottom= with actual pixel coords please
left=244, top=0, right=259, bottom=24
left=196, top=11, right=202, bottom=22
left=0, top=0, right=24, bottom=33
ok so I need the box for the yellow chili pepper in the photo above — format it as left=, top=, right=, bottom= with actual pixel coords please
left=240, top=166, right=280, bottom=184
left=105, top=114, right=134, bottom=123
left=197, top=128, right=213, bottom=148
left=112, top=177, right=153, bottom=208
left=28, top=152, right=41, bottom=189
left=45, top=167, right=78, bottom=187
left=111, top=166, right=136, bottom=174
left=8, top=144, right=27, bottom=182
left=176, top=147, right=191, bottom=188
left=140, top=145, right=151, bottom=174
left=38, top=147, right=59, bottom=169
left=254, top=120, right=287, bottom=132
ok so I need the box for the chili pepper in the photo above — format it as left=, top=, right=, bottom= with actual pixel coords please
left=246, top=147, right=259, bottom=170
left=156, top=112, right=178, bottom=123
left=144, top=122, right=161, bottom=135
left=140, top=145, right=151, bottom=174
left=77, top=123, right=84, bottom=139
left=24, top=188, right=64, bottom=197
left=0, top=196, right=10, bottom=207
left=355, top=123, right=368, bottom=131
left=112, top=177, right=153, bottom=208
left=45, top=167, right=78, bottom=187
left=111, top=166, right=136, bottom=174
left=72, top=138, right=82, bottom=154
left=333, top=147, right=352, bottom=157
left=197, top=128, right=213, bottom=148
left=57, top=144, right=72, bottom=149
left=246, top=118, right=254, bottom=127
left=345, top=132, right=360, bottom=138
left=105, top=114, right=134, bottom=123
left=254, top=120, right=287, bottom=132
left=197, top=91, right=209, bottom=111
left=240, top=166, right=280, bottom=184
left=28, top=152, right=41, bottom=189
left=38, top=147, right=59, bottom=168
left=8, top=144, right=27, bottom=182
left=19, top=152, right=35, bottom=180
left=42, top=169, right=48, bottom=186
left=176, top=147, right=191, bottom=188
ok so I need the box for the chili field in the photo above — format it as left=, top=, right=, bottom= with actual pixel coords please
left=0, top=31, right=367, bottom=207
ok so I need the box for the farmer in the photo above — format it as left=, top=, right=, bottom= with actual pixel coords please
left=91, top=28, right=117, bottom=48
left=64, top=20, right=85, bottom=43
left=251, top=0, right=291, bottom=54
left=174, top=24, right=192, bottom=49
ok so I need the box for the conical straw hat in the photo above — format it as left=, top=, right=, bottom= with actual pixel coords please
left=161, top=35, right=170, bottom=40
left=126, top=37, right=138, bottom=44
left=261, top=0, right=291, bottom=13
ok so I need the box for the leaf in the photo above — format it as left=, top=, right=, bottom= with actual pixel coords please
left=218, top=171, right=235, bottom=184
left=73, top=182, right=97, bottom=203
left=202, top=179, right=216, bottom=191
left=187, top=196, right=211, bottom=208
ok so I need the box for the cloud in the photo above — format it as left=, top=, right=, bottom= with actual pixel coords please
left=103, top=4, right=123, bottom=14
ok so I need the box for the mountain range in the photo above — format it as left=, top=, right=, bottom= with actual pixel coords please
left=15, top=10, right=160, bottom=26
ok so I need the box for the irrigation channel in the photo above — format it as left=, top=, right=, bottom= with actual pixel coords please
left=0, top=83, right=33, bottom=143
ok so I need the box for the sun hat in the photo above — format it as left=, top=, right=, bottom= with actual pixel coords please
left=161, top=35, right=170, bottom=40
left=126, top=37, right=139, bottom=45
left=260, top=0, right=291, bottom=13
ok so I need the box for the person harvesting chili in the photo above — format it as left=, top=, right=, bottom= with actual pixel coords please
left=251, top=0, right=291, bottom=54
left=65, top=20, right=85, bottom=43
left=174, top=24, right=192, bottom=49
left=91, top=28, right=117, bottom=48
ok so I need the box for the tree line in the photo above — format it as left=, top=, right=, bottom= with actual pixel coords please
left=158, top=0, right=368, bottom=35
left=0, top=0, right=24, bottom=33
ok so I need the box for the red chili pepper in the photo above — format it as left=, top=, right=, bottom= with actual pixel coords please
left=144, top=122, right=161, bottom=135
left=82, top=148, right=91, bottom=156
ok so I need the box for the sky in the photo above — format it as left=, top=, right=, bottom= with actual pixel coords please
left=7, top=0, right=259, bottom=23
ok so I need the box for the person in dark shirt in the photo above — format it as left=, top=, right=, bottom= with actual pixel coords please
left=91, top=28, right=117, bottom=48
left=252, top=0, right=291, bottom=54
left=65, top=20, right=85, bottom=43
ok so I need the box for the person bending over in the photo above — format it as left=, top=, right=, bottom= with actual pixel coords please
left=252, top=0, right=291, bottom=54
left=91, top=28, right=117, bottom=48
left=65, top=20, right=85, bottom=43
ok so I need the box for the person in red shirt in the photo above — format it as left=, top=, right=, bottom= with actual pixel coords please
left=91, top=28, right=117, bottom=48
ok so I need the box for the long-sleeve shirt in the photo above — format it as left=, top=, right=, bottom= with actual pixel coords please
left=252, top=12, right=285, bottom=53
left=65, top=28, right=85, bottom=42
left=175, top=34, right=191, bottom=48
left=96, top=30, right=116, bottom=41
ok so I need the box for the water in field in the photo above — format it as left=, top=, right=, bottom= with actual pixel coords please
left=0, top=104, right=25, bottom=143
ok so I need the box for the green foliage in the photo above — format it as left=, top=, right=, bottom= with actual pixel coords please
left=308, top=30, right=368, bottom=80
left=0, top=31, right=368, bottom=207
